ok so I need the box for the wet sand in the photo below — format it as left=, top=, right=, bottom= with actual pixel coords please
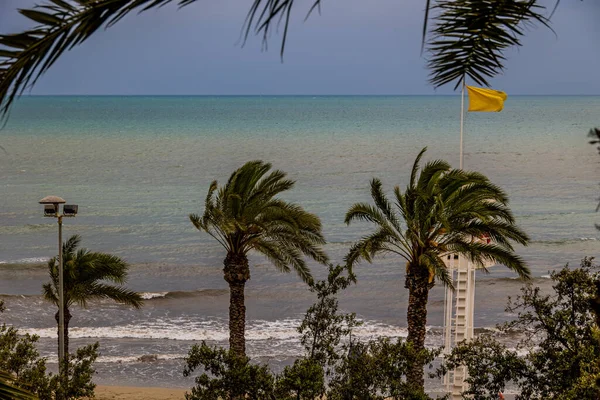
left=94, top=385, right=187, bottom=400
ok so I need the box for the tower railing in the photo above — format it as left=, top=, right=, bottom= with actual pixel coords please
left=442, top=236, right=492, bottom=399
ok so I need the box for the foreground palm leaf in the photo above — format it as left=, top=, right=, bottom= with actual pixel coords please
left=0, top=0, right=199, bottom=122
left=0, top=0, right=564, bottom=121
left=421, top=0, right=561, bottom=51
left=0, top=370, right=37, bottom=400
left=243, top=0, right=322, bottom=56
left=427, top=0, right=550, bottom=89
left=190, top=160, right=328, bottom=358
left=0, top=0, right=320, bottom=121
left=43, top=235, right=143, bottom=359
left=345, top=147, right=530, bottom=394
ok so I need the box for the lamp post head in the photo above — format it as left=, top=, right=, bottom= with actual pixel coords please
left=63, top=204, right=78, bottom=216
left=39, top=196, right=66, bottom=217
left=39, top=196, right=66, bottom=205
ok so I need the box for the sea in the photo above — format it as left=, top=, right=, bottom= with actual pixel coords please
left=0, top=95, right=599, bottom=391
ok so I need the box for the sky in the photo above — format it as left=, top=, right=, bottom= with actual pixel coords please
left=0, top=0, right=598, bottom=95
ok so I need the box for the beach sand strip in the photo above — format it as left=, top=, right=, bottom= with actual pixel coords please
left=94, top=385, right=188, bottom=400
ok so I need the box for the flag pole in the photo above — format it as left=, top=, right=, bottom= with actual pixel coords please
left=460, top=80, right=465, bottom=169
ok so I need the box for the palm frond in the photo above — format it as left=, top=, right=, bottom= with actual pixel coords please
left=447, top=219, right=529, bottom=247
left=421, top=0, right=433, bottom=53
left=83, top=282, right=143, bottom=308
left=0, top=370, right=37, bottom=400
left=420, top=252, right=454, bottom=288
left=442, top=170, right=510, bottom=206
left=253, top=200, right=328, bottom=267
left=345, top=202, right=392, bottom=227
left=242, top=0, right=322, bottom=59
left=42, top=282, right=58, bottom=306
left=68, top=282, right=92, bottom=308
left=260, top=227, right=328, bottom=264
left=43, top=234, right=143, bottom=309
left=245, top=170, right=295, bottom=214
left=369, top=178, right=403, bottom=233
left=192, top=160, right=328, bottom=282
left=393, top=186, right=410, bottom=224
left=410, top=147, right=428, bottom=189
left=0, top=0, right=202, bottom=121
left=252, top=239, right=291, bottom=273
left=78, top=252, right=129, bottom=284
left=427, top=0, right=551, bottom=89
left=346, top=147, right=530, bottom=290
left=0, top=0, right=565, bottom=121
left=63, top=234, right=81, bottom=255
left=46, top=256, right=59, bottom=287
left=253, top=239, right=314, bottom=284
left=344, top=227, right=406, bottom=269
left=190, top=180, right=231, bottom=250
left=447, top=240, right=530, bottom=279
left=422, top=0, right=561, bottom=54
left=189, top=212, right=229, bottom=249
left=417, top=159, right=450, bottom=194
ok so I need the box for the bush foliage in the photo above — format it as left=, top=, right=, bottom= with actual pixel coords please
left=183, top=342, right=275, bottom=400
left=0, top=311, right=99, bottom=400
left=183, top=260, right=600, bottom=399
left=444, top=258, right=600, bottom=400
left=183, top=265, right=439, bottom=399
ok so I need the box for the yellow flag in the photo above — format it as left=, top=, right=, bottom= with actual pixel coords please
left=466, top=86, right=507, bottom=112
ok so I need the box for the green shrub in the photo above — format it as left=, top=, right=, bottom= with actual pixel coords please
left=183, top=341, right=275, bottom=400
left=444, top=259, right=600, bottom=400
left=274, top=358, right=325, bottom=400
left=298, top=265, right=361, bottom=372
left=0, top=310, right=98, bottom=399
left=328, top=338, right=438, bottom=400
left=51, top=343, right=99, bottom=400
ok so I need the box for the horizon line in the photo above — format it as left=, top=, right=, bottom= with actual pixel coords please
left=20, top=93, right=600, bottom=97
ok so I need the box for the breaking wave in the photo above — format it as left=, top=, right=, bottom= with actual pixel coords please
left=530, top=237, right=599, bottom=245
left=21, top=318, right=411, bottom=343
left=140, top=289, right=229, bottom=300
left=0, top=257, right=49, bottom=265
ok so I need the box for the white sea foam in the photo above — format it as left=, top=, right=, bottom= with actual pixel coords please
left=0, top=257, right=49, bottom=264
left=140, top=292, right=169, bottom=300
left=20, top=318, right=410, bottom=343
left=513, top=346, right=541, bottom=357
left=29, top=319, right=417, bottom=363
left=45, top=353, right=185, bottom=364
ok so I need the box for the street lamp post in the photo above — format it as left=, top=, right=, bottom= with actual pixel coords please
left=39, top=196, right=78, bottom=386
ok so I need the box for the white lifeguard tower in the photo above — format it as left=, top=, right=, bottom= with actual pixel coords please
left=442, top=236, right=494, bottom=399
left=442, top=81, right=504, bottom=399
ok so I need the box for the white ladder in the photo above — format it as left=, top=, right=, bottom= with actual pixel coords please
left=443, top=254, right=477, bottom=399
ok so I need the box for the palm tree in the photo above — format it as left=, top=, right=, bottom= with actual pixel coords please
left=43, top=235, right=143, bottom=358
left=344, top=147, right=530, bottom=393
left=189, top=160, right=328, bottom=358
left=0, top=0, right=556, bottom=121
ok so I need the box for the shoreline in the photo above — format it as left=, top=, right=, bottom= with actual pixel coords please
left=93, top=385, right=515, bottom=400
left=94, top=385, right=188, bottom=400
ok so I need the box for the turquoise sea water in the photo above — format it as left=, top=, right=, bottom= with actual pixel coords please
left=0, top=95, right=599, bottom=388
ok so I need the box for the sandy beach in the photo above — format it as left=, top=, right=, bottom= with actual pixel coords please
left=94, top=386, right=188, bottom=400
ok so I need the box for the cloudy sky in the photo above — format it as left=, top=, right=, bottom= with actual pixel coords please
left=0, top=0, right=598, bottom=95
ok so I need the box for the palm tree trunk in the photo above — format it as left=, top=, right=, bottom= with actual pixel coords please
left=54, top=305, right=72, bottom=400
left=54, top=307, right=72, bottom=360
left=405, top=269, right=431, bottom=394
left=64, top=307, right=71, bottom=358
left=223, top=252, right=250, bottom=359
